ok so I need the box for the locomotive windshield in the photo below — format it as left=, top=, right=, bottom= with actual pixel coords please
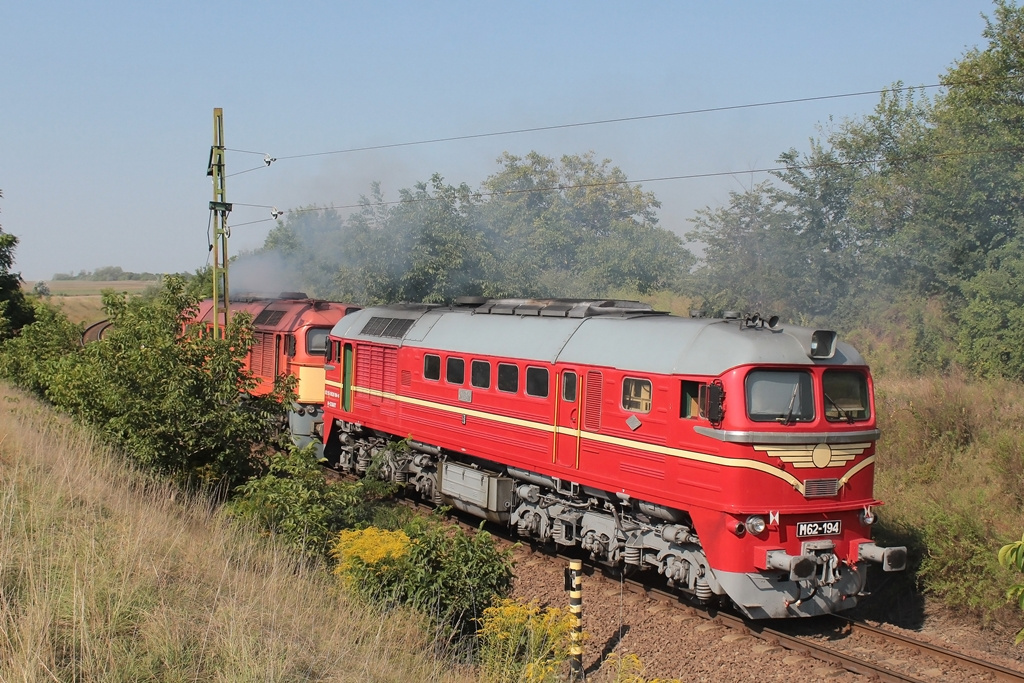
left=745, top=370, right=814, bottom=423
left=823, top=370, right=870, bottom=422
left=306, top=327, right=331, bottom=356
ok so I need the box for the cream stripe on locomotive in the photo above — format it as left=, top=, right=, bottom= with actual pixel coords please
left=331, top=380, right=876, bottom=497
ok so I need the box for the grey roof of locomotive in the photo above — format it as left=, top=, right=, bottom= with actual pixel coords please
left=329, top=299, right=867, bottom=377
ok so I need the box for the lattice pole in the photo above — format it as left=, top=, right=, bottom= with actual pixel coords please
left=207, top=108, right=232, bottom=339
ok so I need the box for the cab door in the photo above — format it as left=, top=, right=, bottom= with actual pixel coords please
left=553, top=369, right=581, bottom=469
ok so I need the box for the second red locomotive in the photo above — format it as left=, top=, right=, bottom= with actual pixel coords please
left=319, top=297, right=905, bottom=619
left=190, top=293, right=359, bottom=455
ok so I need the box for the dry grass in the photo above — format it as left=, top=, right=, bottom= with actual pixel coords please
left=869, top=372, right=1024, bottom=618
left=0, top=384, right=471, bottom=682
left=874, top=372, right=1024, bottom=530
left=25, top=281, right=157, bottom=326
left=39, top=294, right=107, bottom=326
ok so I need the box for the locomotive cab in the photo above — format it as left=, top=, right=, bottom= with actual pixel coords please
left=687, top=328, right=905, bottom=618
left=188, top=294, right=359, bottom=458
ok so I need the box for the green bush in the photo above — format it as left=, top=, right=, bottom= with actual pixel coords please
left=917, top=504, right=1007, bottom=615
left=0, top=300, right=81, bottom=396
left=401, top=516, right=515, bottom=636
left=332, top=515, right=515, bottom=638
left=0, top=277, right=288, bottom=486
left=229, top=447, right=393, bottom=559
left=998, top=533, right=1024, bottom=645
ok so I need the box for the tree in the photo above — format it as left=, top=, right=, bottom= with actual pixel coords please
left=686, top=182, right=796, bottom=317
left=40, top=276, right=288, bottom=484
left=912, top=0, right=1024, bottom=289
left=956, top=239, right=1024, bottom=379
left=257, top=152, right=694, bottom=304
left=0, top=189, right=35, bottom=337
left=480, top=152, right=693, bottom=297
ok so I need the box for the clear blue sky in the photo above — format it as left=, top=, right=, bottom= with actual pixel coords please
left=0, top=1, right=998, bottom=280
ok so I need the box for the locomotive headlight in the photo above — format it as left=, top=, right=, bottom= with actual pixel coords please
left=745, top=515, right=767, bottom=535
left=860, top=508, right=877, bottom=526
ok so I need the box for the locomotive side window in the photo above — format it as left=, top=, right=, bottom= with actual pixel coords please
left=746, top=370, right=814, bottom=423
left=306, top=327, right=331, bottom=356
left=622, top=378, right=652, bottom=413
left=471, top=360, right=491, bottom=389
left=424, top=354, right=441, bottom=381
left=562, top=371, right=578, bottom=402
left=823, top=370, right=870, bottom=421
left=446, top=357, right=465, bottom=384
left=498, top=363, right=519, bottom=393
left=681, top=381, right=702, bottom=418
left=526, top=367, right=549, bottom=398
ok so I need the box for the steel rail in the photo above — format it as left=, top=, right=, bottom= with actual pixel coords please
left=578, top=557, right=1024, bottom=682
left=836, top=615, right=1024, bottom=682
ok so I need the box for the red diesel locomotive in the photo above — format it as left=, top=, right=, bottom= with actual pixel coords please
left=320, top=297, right=905, bottom=619
left=191, top=293, right=359, bottom=454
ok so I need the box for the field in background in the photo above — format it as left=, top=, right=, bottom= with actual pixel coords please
left=28, top=280, right=156, bottom=296
left=0, top=384, right=468, bottom=681
left=26, top=280, right=156, bottom=326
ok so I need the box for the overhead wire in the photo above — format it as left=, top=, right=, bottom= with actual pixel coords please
left=223, top=75, right=1024, bottom=166
left=217, top=73, right=1024, bottom=224
left=224, top=144, right=1020, bottom=224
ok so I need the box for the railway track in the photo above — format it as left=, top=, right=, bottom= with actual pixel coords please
left=344, top=479, right=1024, bottom=681
left=582, top=560, right=1024, bottom=682
left=81, top=319, right=112, bottom=344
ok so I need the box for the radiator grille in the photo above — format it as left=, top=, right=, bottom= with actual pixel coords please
left=584, top=371, right=603, bottom=431
left=803, top=478, right=839, bottom=498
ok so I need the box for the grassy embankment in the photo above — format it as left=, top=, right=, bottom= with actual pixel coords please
left=865, top=373, right=1024, bottom=625
left=0, top=384, right=470, bottom=681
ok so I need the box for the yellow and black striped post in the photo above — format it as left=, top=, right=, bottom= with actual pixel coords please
left=564, top=559, right=584, bottom=680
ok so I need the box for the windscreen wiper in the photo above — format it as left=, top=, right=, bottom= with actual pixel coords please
left=777, top=384, right=800, bottom=425
left=824, top=392, right=854, bottom=423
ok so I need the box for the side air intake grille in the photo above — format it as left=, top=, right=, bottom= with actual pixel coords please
left=253, top=310, right=286, bottom=326
left=360, top=316, right=415, bottom=339
left=803, top=479, right=839, bottom=498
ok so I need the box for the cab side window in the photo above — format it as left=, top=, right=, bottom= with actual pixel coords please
left=622, top=377, right=652, bottom=413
